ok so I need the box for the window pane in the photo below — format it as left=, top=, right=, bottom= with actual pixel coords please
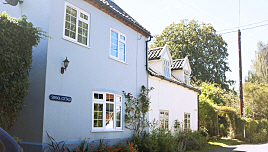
left=84, top=15, right=88, bottom=20
left=71, top=24, right=76, bottom=31
left=78, top=35, right=82, bottom=43
left=66, top=6, right=71, bottom=14
left=71, top=16, right=76, bottom=24
left=94, top=103, right=103, bottom=127
left=110, top=30, right=118, bottom=57
left=106, top=103, right=114, bottom=128
left=71, top=9, right=77, bottom=17
left=82, top=37, right=87, bottom=45
left=106, top=94, right=114, bottom=102
left=117, top=96, right=122, bottom=102
left=165, top=119, right=169, bottom=128
left=116, top=105, right=121, bottom=127
left=119, top=42, right=125, bottom=61
left=65, top=6, right=76, bottom=40
left=120, top=35, right=125, bottom=41
left=65, top=29, right=70, bottom=37
left=70, top=32, right=75, bottom=39
left=65, top=22, right=70, bottom=29
left=94, top=93, right=103, bottom=100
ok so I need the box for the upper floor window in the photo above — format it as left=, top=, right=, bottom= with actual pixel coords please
left=160, top=110, right=169, bottom=129
left=110, top=28, right=126, bottom=62
left=92, top=92, right=122, bottom=131
left=184, top=72, right=190, bottom=85
left=64, top=2, right=90, bottom=47
left=163, top=59, right=170, bottom=77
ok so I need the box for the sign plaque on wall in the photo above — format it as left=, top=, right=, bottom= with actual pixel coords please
left=49, top=94, right=72, bottom=102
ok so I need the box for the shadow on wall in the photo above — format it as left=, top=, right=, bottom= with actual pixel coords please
left=0, top=127, right=22, bottom=152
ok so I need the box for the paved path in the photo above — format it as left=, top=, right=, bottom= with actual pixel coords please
left=208, top=142, right=268, bottom=152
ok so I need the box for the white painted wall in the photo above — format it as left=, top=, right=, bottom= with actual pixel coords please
left=43, top=0, right=148, bottom=142
left=2, top=0, right=149, bottom=150
left=171, top=70, right=184, bottom=82
left=149, top=60, right=162, bottom=73
left=148, top=76, right=198, bottom=131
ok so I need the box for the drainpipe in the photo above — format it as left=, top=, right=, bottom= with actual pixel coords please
left=146, top=35, right=152, bottom=89
left=146, top=35, right=152, bottom=71
left=197, top=94, right=199, bottom=131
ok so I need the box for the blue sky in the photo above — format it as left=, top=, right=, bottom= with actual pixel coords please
left=115, top=0, right=268, bottom=89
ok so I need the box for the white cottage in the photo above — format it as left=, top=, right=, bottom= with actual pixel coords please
left=148, top=44, right=200, bottom=131
left=2, top=0, right=151, bottom=151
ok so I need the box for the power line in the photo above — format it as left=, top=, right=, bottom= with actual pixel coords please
left=178, top=0, right=231, bottom=28
left=218, top=20, right=268, bottom=33
left=218, top=23, right=268, bottom=35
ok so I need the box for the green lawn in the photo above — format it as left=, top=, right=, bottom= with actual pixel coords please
left=187, top=138, right=248, bottom=152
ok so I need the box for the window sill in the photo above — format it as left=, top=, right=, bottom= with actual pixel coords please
left=109, top=56, right=128, bottom=65
left=62, top=37, right=91, bottom=49
left=91, top=130, right=124, bottom=133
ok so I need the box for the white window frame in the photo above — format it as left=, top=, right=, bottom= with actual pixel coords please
left=92, top=91, right=123, bottom=131
left=110, top=28, right=127, bottom=63
left=159, top=110, right=169, bottom=129
left=63, top=2, right=90, bottom=47
left=184, top=113, right=190, bottom=130
left=163, top=59, right=170, bottom=78
left=184, top=71, right=190, bottom=85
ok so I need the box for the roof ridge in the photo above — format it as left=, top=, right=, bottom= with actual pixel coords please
left=149, top=46, right=164, bottom=51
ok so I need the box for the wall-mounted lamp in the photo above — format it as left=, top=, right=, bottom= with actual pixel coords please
left=61, top=57, right=70, bottom=74
left=4, top=0, right=23, bottom=6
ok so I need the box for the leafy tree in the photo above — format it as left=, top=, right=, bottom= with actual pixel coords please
left=243, top=82, right=268, bottom=120
left=151, top=19, right=232, bottom=90
left=247, top=42, right=268, bottom=84
left=0, top=11, right=44, bottom=130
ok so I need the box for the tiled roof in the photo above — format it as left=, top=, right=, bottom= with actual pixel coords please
left=88, top=0, right=151, bottom=37
left=171, top=59, right=184, bottom=70
left=148, top=47, right=163, bottom=60
left=148, top=68, right=200, bottom=93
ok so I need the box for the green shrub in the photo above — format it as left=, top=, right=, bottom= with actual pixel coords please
left=174, top=130, right=205, bottom=151
left=0, top=11, right=45, bottom=130
left=133, top=128, right=176, bottom=152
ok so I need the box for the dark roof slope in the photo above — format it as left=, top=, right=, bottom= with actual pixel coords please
left=171, top=59, right=184, bottom=70
left=148, top=68, right=200, bottom=93
left=85, top=0, right=151, bottom=37
left=148, top=47, right=163, bottom=60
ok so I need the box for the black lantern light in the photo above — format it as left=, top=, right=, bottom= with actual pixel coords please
left=61, top=57, right=70, bottom=74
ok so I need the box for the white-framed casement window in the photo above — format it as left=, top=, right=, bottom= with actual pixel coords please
left=92, top=92, right=122, bottom=131
left=184, top=71, right=190, bottom=85
left=110, top=28, right=126, bottom=62
left=63, top=2, right=90, bottom=47
left=184, top=113, right=190, bottom=130
left=163, top=59, right=170, bottom=77
left=160, top=110, right=169, bottom=129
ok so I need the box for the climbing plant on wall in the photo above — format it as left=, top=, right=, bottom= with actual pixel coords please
left=0, top=11, right=45, bottom=130
left=123, top=85, right=153, bottom=136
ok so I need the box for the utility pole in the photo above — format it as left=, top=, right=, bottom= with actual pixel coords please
left=238, top=29, right=243, bottom=117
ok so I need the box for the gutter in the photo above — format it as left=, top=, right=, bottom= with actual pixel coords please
left=148, top=69, right=201, bottom=94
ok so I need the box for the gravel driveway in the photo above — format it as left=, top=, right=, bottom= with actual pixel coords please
left=208, top=142, right=268, bottom=152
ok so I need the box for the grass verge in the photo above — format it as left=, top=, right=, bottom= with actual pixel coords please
left=187, top=138, right=248, bottom=152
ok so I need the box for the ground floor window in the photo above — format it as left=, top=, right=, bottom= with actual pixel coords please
left=184, top=113, right=190, bottom=130
left=160, top=110, right=169, bottom=129
left=92, top=91, right=122, bottom=131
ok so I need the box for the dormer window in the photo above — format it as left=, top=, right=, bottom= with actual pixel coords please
left=163, top=59, right=170, bottom=77
left=184, top=71, right=190, bottom=85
